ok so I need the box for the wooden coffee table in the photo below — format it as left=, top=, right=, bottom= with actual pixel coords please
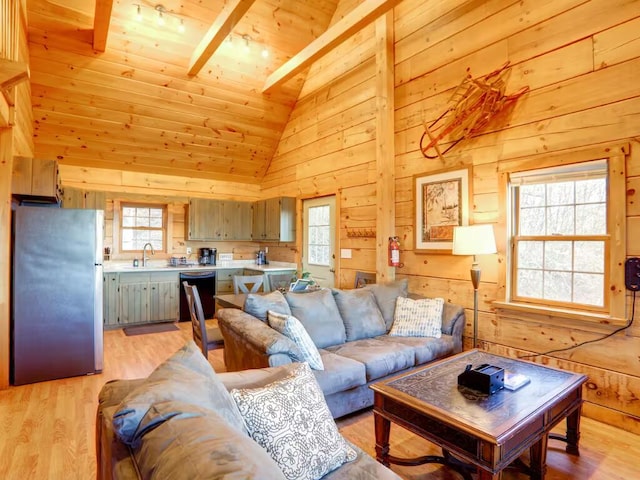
left=371, top=350, right=587, bottom=480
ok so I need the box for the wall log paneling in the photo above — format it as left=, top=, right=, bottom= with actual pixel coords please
left=259, top=0, right=640, bottom=432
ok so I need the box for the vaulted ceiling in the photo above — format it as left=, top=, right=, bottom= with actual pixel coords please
left=26, top=0, right=345, bottom=184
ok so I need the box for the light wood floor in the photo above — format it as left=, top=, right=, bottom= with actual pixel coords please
left=1, top=322, right=638, bottom=479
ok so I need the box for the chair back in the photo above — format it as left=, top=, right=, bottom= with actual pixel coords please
left=268, top=273, right=296, bottom=292
left=354, top=271, right=376, bottom=288
left=233, top=274, right=265, bottom=294
left=182, top=281, right=209, bottom=358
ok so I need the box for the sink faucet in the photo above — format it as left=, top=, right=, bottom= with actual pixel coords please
left=142, top=243, right=155, bottom=267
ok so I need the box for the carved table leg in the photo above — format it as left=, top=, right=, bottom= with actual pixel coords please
left=374, top=412, right=391, bottom=467
left=564, top=407, right=582, bottom=455
left=529, top=434, right=549, bottom=480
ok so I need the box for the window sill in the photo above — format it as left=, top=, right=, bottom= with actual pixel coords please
left=492, top=301, right=628, bottom=328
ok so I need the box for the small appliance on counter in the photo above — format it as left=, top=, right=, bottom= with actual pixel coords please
left=256, top=250, right=268, bottom=265
left=199, top=247, right=217, bottom=265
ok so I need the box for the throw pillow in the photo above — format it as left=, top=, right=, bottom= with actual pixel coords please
left=389, top=296, right=444, bottom=338
left=268, top=311, right=324, bottom=370
left=331, top=288, right=386, bottom=341
left=243, top=290, right=292, bottom=322
left=363, top=278, right=409, bottom=330
left=112, top=340, right=246, bottom=444
left=230, top=362, right=357, bottom=480
left=285, top=288, right=346, bottom=348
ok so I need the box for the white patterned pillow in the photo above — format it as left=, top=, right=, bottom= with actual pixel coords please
left=268, top=311, right=324, bottom=370
left=389, top=296, right=444, bottom=338
left=230, top=362, right=357, bottom=480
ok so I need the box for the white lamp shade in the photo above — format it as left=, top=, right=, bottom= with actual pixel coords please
left=452, top=224, right=497, bottom=256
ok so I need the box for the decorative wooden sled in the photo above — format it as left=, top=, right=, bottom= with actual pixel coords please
left=420, top=62, right=529, bottom=161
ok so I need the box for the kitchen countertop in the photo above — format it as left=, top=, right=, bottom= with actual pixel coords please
left=103, top=260, right=297, bottom=273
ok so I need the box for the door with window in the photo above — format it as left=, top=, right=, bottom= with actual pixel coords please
left=302, top=196, right=336, bottom=288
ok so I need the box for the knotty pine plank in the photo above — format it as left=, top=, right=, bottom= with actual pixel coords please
left=594, top=16, right=640, bottom=69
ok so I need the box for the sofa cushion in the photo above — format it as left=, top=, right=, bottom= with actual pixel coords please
left=112, top=340, right=246, bottom=444
left=132, top=401, right=287, bottom=480
left=324, top=338, right=415, bottom=381
left=268, top=310, right=324, bottom=370
left=285, top=288, right=346, bottom=348
left=332, top=288, right=386, bottom=341
left=363, top=279, right=408, bottom=330
left=375, top=334, right=456, bottom=364
left=244, top=290, right=292, bottom=322
left=389, top=296, right=444, bottom=338
left=230, top=362, right=357, bottom=480
left=314, top=350, right=367, bottom=396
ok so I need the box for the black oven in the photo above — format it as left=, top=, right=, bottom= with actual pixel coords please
left=179, top=271, right=216, bottom=322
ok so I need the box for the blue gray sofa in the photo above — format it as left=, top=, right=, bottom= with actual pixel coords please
left=217, top=279, right=465, bottom=419
left=97, top=341, right=401, bottom=480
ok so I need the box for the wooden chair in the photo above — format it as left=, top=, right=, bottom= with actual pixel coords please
left=267, top=272, right=296, bottom=292
left=233, top=274, right=265, bottom=294
left=182, top=281, right=224, bottom=359
left=354, top=271, right=376, bottom=288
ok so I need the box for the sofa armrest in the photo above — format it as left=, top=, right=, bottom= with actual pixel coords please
left=217, top=308, right=301, bottom=371
left=442, top=302, right=465, bottom=353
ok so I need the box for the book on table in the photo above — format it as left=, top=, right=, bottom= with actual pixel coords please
left=503, top=371, right=531, bottom=391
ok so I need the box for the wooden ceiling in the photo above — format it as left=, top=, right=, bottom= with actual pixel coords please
left=25, top=0, right=344, bottom=184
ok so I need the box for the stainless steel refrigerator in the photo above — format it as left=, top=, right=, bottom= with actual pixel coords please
left=12, top=206, right=104, bottom=385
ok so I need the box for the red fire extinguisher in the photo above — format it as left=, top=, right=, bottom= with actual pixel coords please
left=388, top=236, right=401, bottom=267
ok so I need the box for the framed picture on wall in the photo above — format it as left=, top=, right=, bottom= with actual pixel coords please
left=414, top=166, right=471, bottom=253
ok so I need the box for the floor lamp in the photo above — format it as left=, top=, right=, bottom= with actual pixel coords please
left=452, top=224, right=497, bottom=348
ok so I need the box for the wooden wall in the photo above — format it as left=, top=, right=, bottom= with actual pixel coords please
left=262, top=0, right=640, bottom=432
left=0, top=0, right=34, bottom=389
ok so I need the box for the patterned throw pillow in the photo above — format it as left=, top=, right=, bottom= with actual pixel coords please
left=267, top=311, right=324, bottom=370
left=230, top=363, right=357, bottom=480
left=389, top=296, right=444, bottom=338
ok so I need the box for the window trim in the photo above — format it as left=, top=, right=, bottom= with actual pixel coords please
left=119, top=202, right=168, bottom=253
left=495, top=143, right=628, bottom=325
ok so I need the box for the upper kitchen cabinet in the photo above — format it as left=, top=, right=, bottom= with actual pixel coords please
left=12, top=157, right=61, bottom=201
left=187, top=198, right=252, bottom=241
left=223, top=201, right=253, bottom=241
left=252, top=197, right=296, bottom=242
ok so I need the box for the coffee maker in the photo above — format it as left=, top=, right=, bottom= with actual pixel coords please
left=198, top=247, right=217, bottom=265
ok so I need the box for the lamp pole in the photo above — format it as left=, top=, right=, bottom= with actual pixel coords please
left=470, top=255, right=481, bottom=348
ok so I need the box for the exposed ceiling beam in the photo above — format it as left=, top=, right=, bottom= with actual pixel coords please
left=0, top=59, right=29, bottom=91
left=262, top=0, right=401, bottom=93
left=93, top=0, right=114, bottom=52
left=188, top=0, right=257, bottom=76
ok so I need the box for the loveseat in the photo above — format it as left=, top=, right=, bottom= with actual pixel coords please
left=97, top=341, right=401, bottom=480
left=217, top=279, right=465, bottom=418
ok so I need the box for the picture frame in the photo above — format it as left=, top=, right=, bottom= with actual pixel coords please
left=414, top=166, right=471, bottom=253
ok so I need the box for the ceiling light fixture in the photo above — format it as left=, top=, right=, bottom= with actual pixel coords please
left=132, top=3, right=186, bottom=33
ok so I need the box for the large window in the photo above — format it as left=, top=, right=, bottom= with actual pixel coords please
left=120, top=203, right=166, bottom=252
left=510, top=161, right=608, bottom=311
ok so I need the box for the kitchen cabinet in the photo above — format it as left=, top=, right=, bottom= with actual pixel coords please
left=103, top=273, right=119, bottom=327
left=215, top=268, right=244, bottom=294
left=187, top=199, right=252, bottom=241
left=109, top=272, right=179, bottom=326
left=252, top=197, right=296, bottom=242
left=223, top=201, right=253, bottom=240
left=12, top=156, right=61, bottom=200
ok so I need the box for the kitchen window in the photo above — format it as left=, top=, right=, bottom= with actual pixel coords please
left=120, top=203, right=166, bottom=252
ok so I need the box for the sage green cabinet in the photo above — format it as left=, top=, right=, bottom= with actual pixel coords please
left=188, top=199, right=253, bottom=241
left=103, top=273, right=119, bottom=327
left=105, top=272, right=179, bottom=327
left=188, top=198, right=224, bottom=240
left=215, top=268, right=244, bottom=294
left=223, top=201, right=253, bottom=240
left=252, top=197, right=296, bottom=242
